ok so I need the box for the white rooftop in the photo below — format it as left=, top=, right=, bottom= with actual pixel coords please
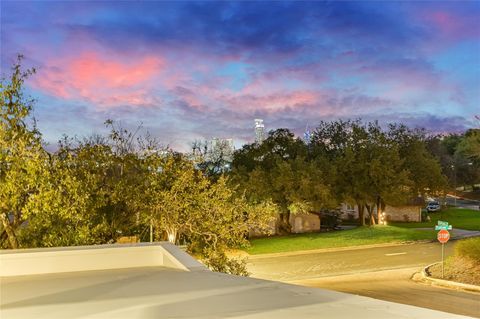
left=0, top=243, right=474, bottom=319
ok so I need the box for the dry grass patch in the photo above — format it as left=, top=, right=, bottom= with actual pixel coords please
left=429, top=237, right=480, bottom=286
left=429, top=256, right=480, bottom=286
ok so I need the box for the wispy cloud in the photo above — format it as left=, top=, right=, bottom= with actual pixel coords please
left=1, top=1, right=478, bottom=150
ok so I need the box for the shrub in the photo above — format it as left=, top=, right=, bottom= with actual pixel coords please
left=202, top=248, right=250, bottom=276
left=455, top=237, right=480, bottom=262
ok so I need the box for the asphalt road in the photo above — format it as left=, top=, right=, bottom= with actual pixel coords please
left=247, top=242, right=455, bottom=281
left=247, top=242, right=480, bottom=318
left=292, top=267, right=480, bottom=319
left=445, top=196, right=479, bottom=210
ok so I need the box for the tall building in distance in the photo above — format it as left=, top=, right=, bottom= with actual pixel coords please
left=254, top=119, right=265, bottom=144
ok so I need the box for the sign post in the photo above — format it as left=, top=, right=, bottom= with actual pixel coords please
left=437, top=227, right=450, bottom=278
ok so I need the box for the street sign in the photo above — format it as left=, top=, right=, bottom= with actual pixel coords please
left=435, top=225, right=452, bottom=230
left=437, top=229, right=450, bottom=279
left=437, top=229, right=450, bottom=244
left=435, top=221, right=452, bottom=231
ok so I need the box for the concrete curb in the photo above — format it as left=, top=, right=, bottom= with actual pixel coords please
left=419, top=262, right=480, bottom=293
left=244, top=240, right=433, bottom=260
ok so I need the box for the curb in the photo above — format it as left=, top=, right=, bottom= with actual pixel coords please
left=243, top=240, right=433, bottom=260
left=419, top=262, right=480, bottom=293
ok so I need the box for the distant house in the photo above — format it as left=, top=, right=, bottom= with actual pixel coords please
left=290, top=213, right=321, bottom=233
left=340, top=198, right=424, bottom=223
left=249, top=212, right=321, bottom=237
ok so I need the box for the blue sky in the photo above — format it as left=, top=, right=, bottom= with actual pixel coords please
left=1, top=1, right=479, bottom=150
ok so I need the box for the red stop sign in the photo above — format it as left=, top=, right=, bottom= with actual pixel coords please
left=437, top=229, right=450, bottom=243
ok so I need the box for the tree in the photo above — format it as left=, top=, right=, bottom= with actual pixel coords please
left=426, top=131, right=479, bottom=191
left=140, top=152, right=275, bottom=275
left=456, top=129, right=480, bottom=163
left=388, top=124, right=447, bottom=196
left=231, top=129, right=334, bottom=234
left=311, top=120, right=411, bottom=226
left=191, top=138, right=234, bottom=179
left=143, top=153, right=274, bottom=243
left=0, top=56, right=46, bottom=248
left=17, top=143, right=109, bottom=247
left=454, top=129, right=480, bottom=189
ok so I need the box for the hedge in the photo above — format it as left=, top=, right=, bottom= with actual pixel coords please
left=455, top=237, right=480, bottom=262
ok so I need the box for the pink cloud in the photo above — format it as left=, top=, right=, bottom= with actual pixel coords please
left=415, top=9, right=480, bottom=44
left=428, top=11, right=457, bottom=33
left=32, top=52, right=165, bottom=107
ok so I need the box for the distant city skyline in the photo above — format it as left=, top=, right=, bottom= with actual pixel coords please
left=1, top=1, right=479, bottom=151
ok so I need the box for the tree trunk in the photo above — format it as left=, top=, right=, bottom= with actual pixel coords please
left=376, top=196, right=382, bottom=224
left=1, top=213, right=19, bottom=249
left=357, top=203, right=365, bottom=226
left=366, top=204, right=376, bottom=226
left=380, top=199, right=386, bottom=224
left=277, top=211, right=291, bottom=235
left=166, top=227, right=178, bottom=244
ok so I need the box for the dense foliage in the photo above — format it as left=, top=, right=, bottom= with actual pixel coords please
left=455, top=237, right=480, bottom=262
left=231, top=120, right=452, bottom=229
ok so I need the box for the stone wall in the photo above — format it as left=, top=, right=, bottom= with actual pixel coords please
left=339, top=203, right=422, bottom=223
left=289, top=213, right=321, bottom=233
left=385, top=205, right=422, bottom=222
left=249, top=213, right=321, bottom=237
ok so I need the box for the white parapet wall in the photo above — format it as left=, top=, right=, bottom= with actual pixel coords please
left=0, top=242, right=206, bottom=277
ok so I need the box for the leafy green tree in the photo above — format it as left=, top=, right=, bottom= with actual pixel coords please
left=312, top=120, right=411, bottom=225
left=362, top=122, right=410, bottom=224
left=456, top=129, right=480, bottom=163
left=231, top=129, right=334, bottom=234
left=143, top=153, right=274, bottom=244
left=388, top=124, right=447, bottom=197
left=18, top=144, right=109, bottom=247
left=454, top=129, right=480, bottom=190
left=140, top=152, right=275, bottom=274
left=13, top=119, right=153, bottom=247
left=426, top=131, right=479, bottom=191
left=0, top=56, right=45, bottom=248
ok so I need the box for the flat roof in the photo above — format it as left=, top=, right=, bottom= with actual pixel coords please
left=1, top=266, right=473, bottom=319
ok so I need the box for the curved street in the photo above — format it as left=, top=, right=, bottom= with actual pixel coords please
left=247, top=242, right=480, bottom=318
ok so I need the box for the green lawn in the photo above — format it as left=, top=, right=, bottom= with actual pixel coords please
left=390, top=208, right=480, bottom=231
left=245, top=226, right=436, bottom=255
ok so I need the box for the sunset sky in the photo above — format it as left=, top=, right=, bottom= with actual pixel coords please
left=1, top=1, right=479, bottom=150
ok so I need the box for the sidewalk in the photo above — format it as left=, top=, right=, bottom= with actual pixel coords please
left=451, top=229, right=480, bottom=239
